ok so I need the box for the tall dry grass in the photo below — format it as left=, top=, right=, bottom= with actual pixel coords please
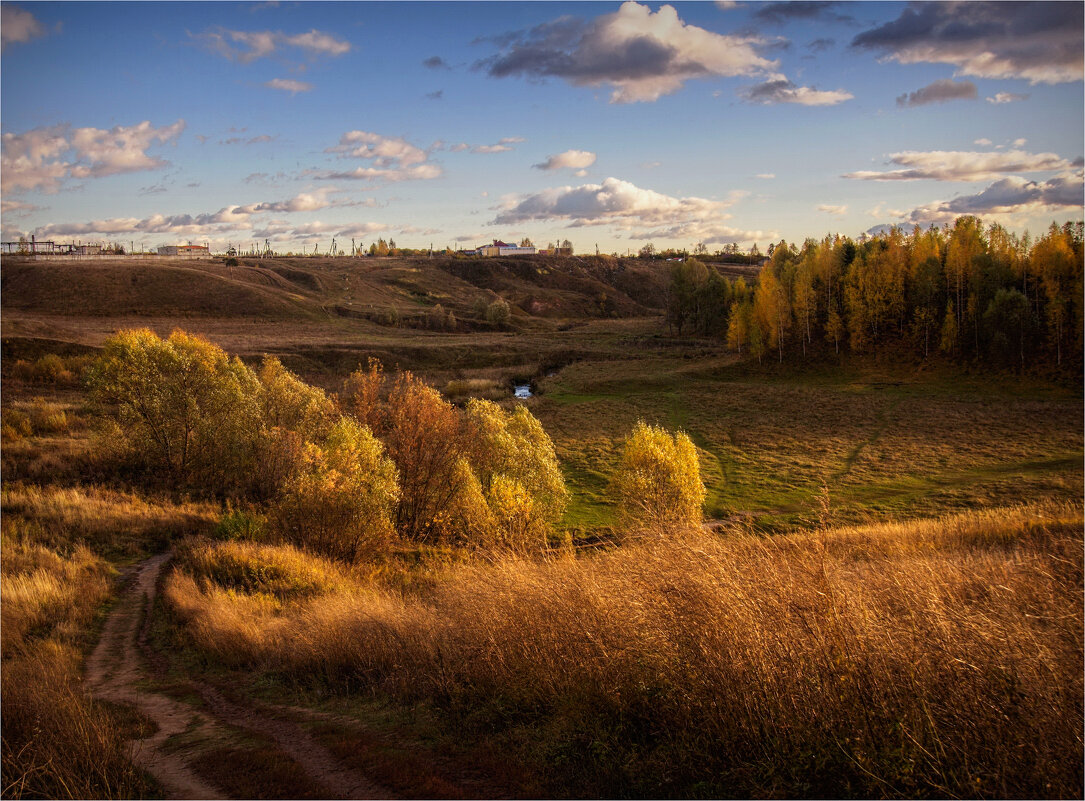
left=1, top=534, right=156, bottom=799
left=2, top=483, right=218, bottom=559
left=164, top=503, right=1084, bottom=797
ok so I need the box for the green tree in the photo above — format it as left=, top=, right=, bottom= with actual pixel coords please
left=610, top=421, right=705, bottom=536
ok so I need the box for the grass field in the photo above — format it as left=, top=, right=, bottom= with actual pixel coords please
left=531, top=354, right=1083, bottom=531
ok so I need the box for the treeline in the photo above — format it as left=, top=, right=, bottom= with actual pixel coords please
left=666, top=216, right=1084, bottom=370
left=87, top=330, right=702, bottom=560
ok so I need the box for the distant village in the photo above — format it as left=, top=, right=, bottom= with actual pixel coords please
left=2, top=234, right=765, bottom=264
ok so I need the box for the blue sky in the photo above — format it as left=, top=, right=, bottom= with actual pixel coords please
left=2, top=1, right=1082, bottom=254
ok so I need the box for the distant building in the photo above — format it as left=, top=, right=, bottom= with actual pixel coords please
left=158, top=244, right=210, bottom=256
left=477, top=239, right=536, bottom=257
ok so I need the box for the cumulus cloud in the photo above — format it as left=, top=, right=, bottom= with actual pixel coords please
left=490, top=176, right=765, bottom=242
left=740, top=76, right=853, bottom=105
left=2, top=119, right=185, bottom=194
left=906, top=172, right=1084, bottom=225
left=317, top=130, right=443, bottom=182
left=196, top=27, right=351, bottom=63
left=974, top=138, right=993, bottom=146
left=479, top=1, right=777, bottom=103
left=533, top=149, right=597, bottom=171
left=896, top=78, right=977, bottom=107
left=1, top=5, right=45, bottom=50
left=851, top=2, right=1083, bottom=84
left=265, top=78, right=313, bottom=94
left=817, top=204, right=848, bottom=215
left=327, top=131, right=428, bottom=166
left=843, top=149, right=1076, bottom=182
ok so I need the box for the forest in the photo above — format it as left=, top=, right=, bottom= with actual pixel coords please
left=664, top=218, right=1084, bottom=371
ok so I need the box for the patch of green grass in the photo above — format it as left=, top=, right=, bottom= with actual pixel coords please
left=537, top=356, right=1083, bottom=531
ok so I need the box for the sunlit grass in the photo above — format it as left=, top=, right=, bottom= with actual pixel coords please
left=164, top=502, right=1083, bottom=798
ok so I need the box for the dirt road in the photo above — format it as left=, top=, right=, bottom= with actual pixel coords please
left=85, top=552, right=392, bottom=800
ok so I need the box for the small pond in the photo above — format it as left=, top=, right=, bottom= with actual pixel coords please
left=513, top=383, right=533, bottom=399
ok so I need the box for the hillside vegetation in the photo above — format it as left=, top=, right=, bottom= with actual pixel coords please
left=0, top=236, right=1081, bottom=799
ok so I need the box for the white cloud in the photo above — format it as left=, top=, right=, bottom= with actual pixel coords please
left=755, top=173, right=775, bottom=179
left=817, top=204, right=848, bottom=216
left=2, top=120, right=185, bottom=194
left=197, top=27, right=350, bottom=63
left=1, top=5, right=45, bottom=49
left=1012, top=138, right=1027, bottom=147
left=328, top=131, right=428, bottom=166
left=843, top=149, right=1075, bottom=182
left=284, top=30, right=351, bottom=57
left=491, top=176, right=762, bottom=243
left=317, top=130, right=442, bottom=183
left=974, top=138, right=993, bottom=146
left=534, top=150, right=598, bottom=171
left=316, top=164, right=443, bottom=183
left=1, top=199, right=42, bottom=216
left=265, top=78, right=313, bottom=94
left=439, top=137, right=525, bottom=154
left=987, top=92, right=1029, bottom=104
left=482, top=1, right=777, bottom=103
left=740, top=76, right=853, bottom=106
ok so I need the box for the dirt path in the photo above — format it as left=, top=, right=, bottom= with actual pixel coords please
left=85, top=552, right=393, bottom=800
left=85, top=553, right=226, bottom=800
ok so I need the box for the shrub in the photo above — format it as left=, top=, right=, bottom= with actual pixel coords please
left=213, top=507, right=268, bottom=542
left=86, top=329, right=262, bottom=490
left=486, top=298, right=511, bottom=327
left=611, top=421, right=705, bottom=536
left=271, top=418, right=399, bottom=563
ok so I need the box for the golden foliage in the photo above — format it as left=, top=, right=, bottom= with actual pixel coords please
left=610, top=421, right=705, bottom=536
left=271, top=417, right=399, bottom=562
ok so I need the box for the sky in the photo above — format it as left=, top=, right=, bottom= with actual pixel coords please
left=1, top=1, right=1082, bottom=254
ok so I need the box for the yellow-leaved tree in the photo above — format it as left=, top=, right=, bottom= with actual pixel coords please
left=271, top=418, right=399, bottom=563
left=456, top=399, right=568, bottom=551
left=87, top=328, right=262, bottom=489
left=611, top=421, right=705, bottom=536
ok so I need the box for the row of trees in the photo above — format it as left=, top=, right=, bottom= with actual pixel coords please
left=89, top=330, right=706, bottom=560
left=666, top=217, right=1084, bottom=370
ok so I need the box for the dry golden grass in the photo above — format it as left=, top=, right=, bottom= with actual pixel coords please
left=0, top=533, right=157, bottom=799
left=165, top=502, right=1083, bottom=797
left=1, top=483, right=218, bottom=560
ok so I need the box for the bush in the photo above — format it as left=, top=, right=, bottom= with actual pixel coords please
left=486, top=298, right=511, bottom=327
left=611, top=421, right=705, bottom=536
left=213, top=507, right=268, bottom=542
left=86, top=329, right=262, bottom=489
left=271, top=418, right=399, bottom=563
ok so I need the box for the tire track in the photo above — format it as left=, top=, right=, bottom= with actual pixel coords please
left=86, top=552, right=393, bottom=800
